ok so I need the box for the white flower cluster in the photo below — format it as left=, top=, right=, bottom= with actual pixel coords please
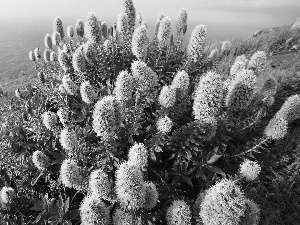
left=157, top=16, right=171, bottom=48
left=53, top=16, right=64, bottom=39
left=92, top=95, right=122, bottom=141
left=159, top=85, right=176, bottom=108
left=248, top=51, right=267, bottom=76
left=193, top=71, right=224, bottom=124
left=80, top=195, right=110, bottom=225
left=52, top=31, right=61, bottom=46
left=89, top=169, right=111, bottom=200
left=226, top=69, right=257, bottom=112
left=131, top=60, right=158, bottom=93
left=32, top=150, right=50, bottom=171
left=176, top=8, right=188, bottom=35
left=67, top=25, right=74, bottom=38
left=44, top=33, right=52, bottom=49
left=122, top=0, right=136, bottom=34
left=132, top=24, right=149, bottom=61
left=73, top=46, right=87, bottom=72
left=114, top=70, right=134, bottom=104
left=80, top=81, right=97, bottom=104
left=154, top=12, right=166, bottom=36
left=75, top=19, right=85, bottom=38
left=187, top=25, right=207, bottom=62
left=117, top=12, right=128, bottom=36
left=157, top=115, right=173, bottom=134
left=166, top=200, right=192, bottom=225
left=128, top=143, right=148, bottom=170
left=200, top=179, right=247, bottom=225
left=85, top=12, right=101, bottom=43
left=239, top=159, right=261, bottom=181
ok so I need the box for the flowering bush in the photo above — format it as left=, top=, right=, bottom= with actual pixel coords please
left=0, top=0, right=299, bottom=224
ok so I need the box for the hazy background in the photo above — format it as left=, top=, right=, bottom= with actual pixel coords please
left=0, top=0, right=299, bottom=81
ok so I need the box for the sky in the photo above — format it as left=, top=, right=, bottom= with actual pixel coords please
left=0, top=0, right=299, bottom=32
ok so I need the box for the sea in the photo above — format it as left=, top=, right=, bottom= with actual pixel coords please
left=0, top=17, right=260, bottom=84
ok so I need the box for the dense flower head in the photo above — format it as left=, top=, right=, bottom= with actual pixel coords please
left=44, top=33, right=52, bottom=49
left=113, top=208, right=141, bottom=225
left=67, top=25, right=75, bottom=38
left=0, top=187, right=15, bottom=204
left=80, top=81, right=97, bottom=104
left=200, top=179, right=247, bottom=225
left=264, top=116, right=288, bottom=140
left=132, top=24, right=149, bottom=60
left=60, top=158, right=82, bottom=188
left=225, top=69, right=257, bottom=112
left=114, top=70, right=134, bottom=103
left=32, top=150, right=50, bottom=170
left=117, top=12, right=128, bottom=35
left=235, top=55, right=248, bottom=65
left=128, top=143, right=148, bottom=170
left=230, top=59, right=247, bottom=77
left=144, top=182, right=159, bottom=210
left=52, top=31, right=61, bottom=46
left=176, top=8, right=188, bottom=34
left=58, top=51, right=71, bottom=72
left=131, top=60, right=158, bottom=92
left=263, top=95, right=275, bottom=107
left=98, top=22, right=106, bottom=39
left=157, top=16, right=171, bottom=48
left=239, top=159, right=261, bottom=181
left=221, top=41, right=231, bottom=54
left=276, top=94, right=300, bottom=123
left=240, top=199, right=261, bottom=225
left=60, top=128, right=79, bottom=154
left=73, top=46, right=87, bottom=72
left=248, top=51, right=267, bottom=76
left=115, top=162, right=146, bottom=210
left=50, top=51, right=58, bottom=62
left=122, top=0, right=136, bottom=34
left=42, top=111, right=58, bottom=131
left=29, top=50, right=35, bottom=61
left=38, top=71, right=45, bottom=84
left=53, top=16, right=64, bottom=39
left=157, top=115, right=173, bottom=134
left=62, top=74, right=79, bottom=95
left=187, top=25, right=207, bottom=62
left=89, top=169, right=111, bottom=200
left=34, top=47, right=41, bottom=60
left=193, top=71, right=224, bottom=123
left=171, top=70, right=190, bottom=98
left=57, top=108, right=69, bottom=125
left=43, top=49, right=51, bottom=62
left=154, top=12, right=166, bottom=36
left=158, top=85, right=176, bottom=108
left=85, top=12, right=101, bottom=43
left=208, top=48, right=218, bottom=60
left=83, top=41, right=97, bottom=64
left=75, top=19, right=85, bottom=38
left=92, top=95, right=123, bottom=141
left=80, top=195, right=110, bottom=225
left=166, top=200, right=192, bottom=225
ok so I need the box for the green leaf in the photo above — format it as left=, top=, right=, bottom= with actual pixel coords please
left=31, top=171, right=44, bottom=186
left=182, top=176, right=193, bottom=187
left=207, top=154, right=222, bottom=165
